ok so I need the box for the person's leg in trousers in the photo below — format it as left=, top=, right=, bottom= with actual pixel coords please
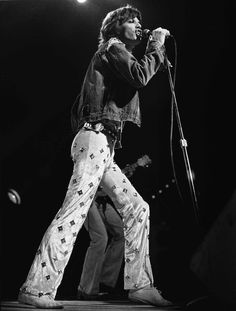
left=100, top=161, right=153, bottom=290
left=78, top=200, right=108, bottom=297
left=18, top=129, right=114, bottom=308
left=100, top=159, right=172, bottom=306
left=99, top=202, right=125, bottom=290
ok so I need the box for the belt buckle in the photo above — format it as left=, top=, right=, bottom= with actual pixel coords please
left=94, top=123, right=104, bottom=132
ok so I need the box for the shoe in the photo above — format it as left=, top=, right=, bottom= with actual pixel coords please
left=99, top=283, right=126, bottom=300
left=99, top=283, right=115, bottom=293
left=18, top=292, right=63, bottom=309
left=128, top=286, right=173, bottom=307
left=77, top=289, right=99, bottom=301
left=97, top=291, right=124, bottom=301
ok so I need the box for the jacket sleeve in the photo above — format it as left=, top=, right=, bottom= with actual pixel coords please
left=105, top=38, right=165, bottom=88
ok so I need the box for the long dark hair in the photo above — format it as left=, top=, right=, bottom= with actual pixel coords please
left=98, top=4, right=142, bottom=48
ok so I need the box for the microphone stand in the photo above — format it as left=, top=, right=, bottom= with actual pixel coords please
left=165, top=54, right=200, bottom=225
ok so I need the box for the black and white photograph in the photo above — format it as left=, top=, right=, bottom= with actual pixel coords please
left=1, top=0, right=235, bottom=310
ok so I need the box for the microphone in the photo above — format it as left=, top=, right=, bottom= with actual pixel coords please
left=142, top=29, right=173, bottom=68
left=142, top=29, right=152, bottom=38
left=142, top=28, right=172, bottom=39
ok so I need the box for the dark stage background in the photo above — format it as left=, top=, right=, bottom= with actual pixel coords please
left=1, top=0, right=235, bottom=303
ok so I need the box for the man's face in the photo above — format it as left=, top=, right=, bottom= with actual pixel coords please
left=117, top=16, right=142, bottom=47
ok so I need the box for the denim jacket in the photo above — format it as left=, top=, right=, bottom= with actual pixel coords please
left=71, top=37, right=165, bottom=142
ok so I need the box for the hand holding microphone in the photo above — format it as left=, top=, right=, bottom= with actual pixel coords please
left=143, top=27, right=171, bottom=47
left=143, top=27, right=173, bottom=67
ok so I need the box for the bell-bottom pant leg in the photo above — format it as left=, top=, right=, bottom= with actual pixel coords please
left=99, top=203, right=125, bottom=288
left=100, top=160, right=154, bottom=290
left=19, top=129, right=114, bottom=299
left=79, top=201, right=108, bottom=295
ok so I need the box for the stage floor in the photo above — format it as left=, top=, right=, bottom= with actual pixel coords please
left=1, top=299, right=185, bottom=311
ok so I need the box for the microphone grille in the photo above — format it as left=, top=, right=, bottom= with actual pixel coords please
left=142, top=29, right=151, bottom=38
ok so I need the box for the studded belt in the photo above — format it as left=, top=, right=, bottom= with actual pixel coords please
left=83, top=119, right=123, bottom=147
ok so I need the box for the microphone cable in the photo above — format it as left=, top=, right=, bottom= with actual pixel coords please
left=167, top=36, right=200, bottom=225
left=166, top=36, right=185, bottom=204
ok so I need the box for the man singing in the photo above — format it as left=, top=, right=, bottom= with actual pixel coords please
left=18, top=4, right=172, bottom=308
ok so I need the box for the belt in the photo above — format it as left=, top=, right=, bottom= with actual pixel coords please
left=83, top=119, right=123, bottom=145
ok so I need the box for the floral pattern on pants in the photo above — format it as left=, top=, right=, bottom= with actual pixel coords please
left=20, top=126, right=153, bottom=298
